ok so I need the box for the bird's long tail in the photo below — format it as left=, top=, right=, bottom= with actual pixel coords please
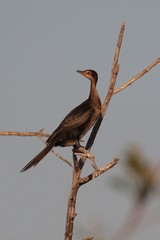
left=20, top=143, right=55, bottom=172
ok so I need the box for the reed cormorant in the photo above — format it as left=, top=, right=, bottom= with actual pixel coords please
left=20, top=69, right=101, bottom=172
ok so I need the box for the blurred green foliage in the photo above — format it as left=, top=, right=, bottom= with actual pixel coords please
left=110, top=145, right=159, bottom=201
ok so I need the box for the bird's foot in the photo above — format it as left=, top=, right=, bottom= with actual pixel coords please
left=74, top=146, right=99, bottom=171
left=74, top=151, right=94, bottom=159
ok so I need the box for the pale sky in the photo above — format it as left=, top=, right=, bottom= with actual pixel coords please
left=0, top=1, right=160, bottom=239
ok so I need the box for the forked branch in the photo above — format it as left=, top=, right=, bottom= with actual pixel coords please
left=0, top=21, right=159, bottom=240
left=64, top=22, right=125, bottom=240
left=64, top=21, right=160, bottom=240
left=79, top=158, right=119, bottom=186
left=114, top=57, right=160, bottom=95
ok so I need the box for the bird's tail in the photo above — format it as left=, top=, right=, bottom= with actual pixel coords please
left=20, top=143, right=55, bottom=172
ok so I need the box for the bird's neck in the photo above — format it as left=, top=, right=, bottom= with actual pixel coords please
left=89, top=80, right=101, bottom=107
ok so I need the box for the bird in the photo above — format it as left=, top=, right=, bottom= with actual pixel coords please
left=20, top=69, right=101, bottom=172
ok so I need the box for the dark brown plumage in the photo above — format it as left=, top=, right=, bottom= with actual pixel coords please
left=20, top=69, right=101, bottom=172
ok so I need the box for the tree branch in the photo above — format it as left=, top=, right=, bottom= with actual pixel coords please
left=114, top=57, right=160, bottom=95
left=38, top=135, right=73, bottom=168
left=0, top=21, right=159, bottom=240
left=79, top=158, right=119, bottom=186
left=64, top=22, right=125, bottom=240
left=79, top=21, right=125, bottom=168
left=0, top=130, right=50, bottom=137
left=0, top=129, right=73, bottom=168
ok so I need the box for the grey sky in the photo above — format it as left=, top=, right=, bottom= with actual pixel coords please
left=0, top=1, right=160, bottom=239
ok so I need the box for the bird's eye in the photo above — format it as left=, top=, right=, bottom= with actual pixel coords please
left=86, top=71, right=91, bottom=75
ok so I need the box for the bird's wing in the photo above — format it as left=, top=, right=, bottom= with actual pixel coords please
left=59, top=102, right=95, bottom=129
left=46, top=101, right=95, bottom=144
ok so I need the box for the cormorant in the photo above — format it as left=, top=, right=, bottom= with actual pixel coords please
left=20, top=69, right=101, bottom=172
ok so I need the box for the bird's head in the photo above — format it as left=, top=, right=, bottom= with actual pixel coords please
left=77, top=69, right=98, bottom=83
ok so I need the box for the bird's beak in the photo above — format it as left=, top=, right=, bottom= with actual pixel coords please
left=77, top=70, right=84, bottom=76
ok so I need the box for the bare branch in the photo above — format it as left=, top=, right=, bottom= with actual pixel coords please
left=80, top=22, right=125, bottom=169
left=85, top=22, right=125, bottom=152
left=38, top=136, right=73, bottom=168
left=0, top=130, right=50, bottom=138
left=1, top=21, right=159, bottom=240
left=79, top=158, right=120, bottom=186
left=101, top=21, right=125, bottom=116
left=0, top=129, right=73, bottom=168
left=64, top=153, right=81, bottom=240
left=114, top=57, right=160, bottom=95
left=64, top=22, right=125, bottom=240
left=74, top=146, right=98, bottom=170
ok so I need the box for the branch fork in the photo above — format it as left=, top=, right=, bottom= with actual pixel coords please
left=0, top=21, right=159, bottom=240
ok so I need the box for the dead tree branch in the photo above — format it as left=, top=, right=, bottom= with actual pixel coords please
left=0, top=21, right=159, bottom=240
left=0, top=129, right=73, bottom=168
left=79, top=158, right=119, bottom=186
left=114, top=57, right=160, bottom=95
left=64, top=22, right=125, bottom=240
left=38, top=135, right=73, bottom=168
left=79, top=22, right=125, bottom=169
left=0, top=130, right=50, bottom=137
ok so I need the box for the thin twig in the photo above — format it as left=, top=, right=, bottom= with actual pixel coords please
left=0, top=129, right=73, bottom=168
left=114, top=57, right=160, bottom=95
left=0, top=130, right=50, bottom=137
left=38, top=136, right=73, bottom=168
left=79, top=158, right=119, bottom=186
left=100, top=21, right=125, bottom=116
